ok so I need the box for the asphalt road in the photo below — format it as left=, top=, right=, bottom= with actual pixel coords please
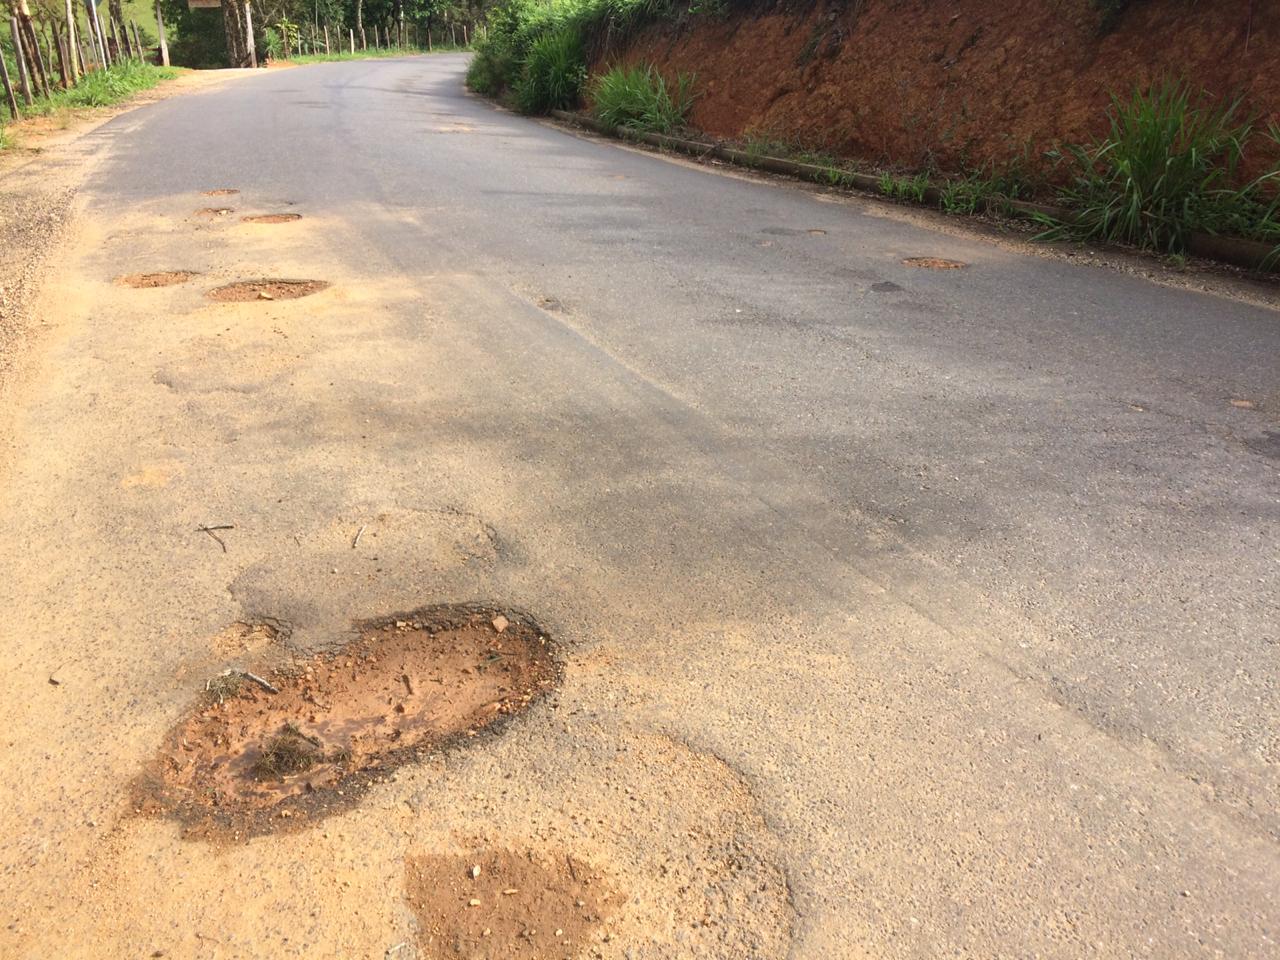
left=1, top=54, right=1278, bottom=958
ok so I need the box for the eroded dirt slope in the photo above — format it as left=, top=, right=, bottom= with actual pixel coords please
left=610, top=0, right=1279, bottom=176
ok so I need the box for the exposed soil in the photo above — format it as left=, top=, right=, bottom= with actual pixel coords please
left=902, top=257, right=966, bottom=270
left=207, top=278, right=330, bottom=302
left=133, top=606, right=559, bottom=839
left=609, top=0, right=1280, bottom=180
left=194, top=207, right=235, bottom=218
left=405, top=849, right=619, bottom=959
left=115, top=270, right=200, bottom=288
left=202, top=188, right=240, bottom=196
left=242, top=213, right=303, bottom=224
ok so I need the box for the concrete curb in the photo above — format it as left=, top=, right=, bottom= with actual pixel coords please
left=550, top=109, right=1279, bottom=275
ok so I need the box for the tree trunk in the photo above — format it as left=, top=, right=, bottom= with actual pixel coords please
left=15, top=0, right=51, bottom=98
left=356, top=0, right=364, bottom=50
left=221, top=0, right=248, bottom=67
left=62, top=0, right=79, bottom=81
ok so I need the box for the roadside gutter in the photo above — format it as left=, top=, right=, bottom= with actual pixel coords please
left=549, top=110, right=1278, bottom=275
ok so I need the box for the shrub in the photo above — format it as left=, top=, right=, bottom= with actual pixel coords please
left=591, top=63, right=694, bottom=133
left=466, top=0, right=678, bottom=107
left=514, top=26, right=586, bottom=113
left=1037, top=79, right=1280, bottom=256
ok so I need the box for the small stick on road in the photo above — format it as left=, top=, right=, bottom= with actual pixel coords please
left=197, top=524, right=235, bottom=552
left=218, top=668, right=280, bottom=694
left=352, top=523, right=366, bottom=549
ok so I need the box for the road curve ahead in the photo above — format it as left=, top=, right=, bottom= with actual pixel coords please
left=1, top=54, right=1278, bottom=959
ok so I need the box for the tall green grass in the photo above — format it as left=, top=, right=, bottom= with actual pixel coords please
left=1, top=60, right=179, bottom=145
left=514, top=27, right=585, bottom=113
left=466, top=0, right=676, bottom=109
left=592, top=63, right=693, bottom=132
left=1037, top=80, right=1280, bottom=257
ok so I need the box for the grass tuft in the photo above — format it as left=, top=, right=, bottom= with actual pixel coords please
left=514, top=27, right=585, bottom=114
left=252, top=726, right=320, bottom=779
left=591, top=63, right=693, bottom=133
left=1035, top=79, right=1280, bottom=258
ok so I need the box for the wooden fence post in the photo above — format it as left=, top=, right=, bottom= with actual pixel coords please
left=130, top=19, right=143, bottom=62
left=0, top=45, right=19, bottom=119
left=155, top=1, right=169, bottom=66
left=349, top=27, right=354, bottom=54
left=54, top=32, right=71, bottom=88
left=9, top=17, right=34, bottom=105
left=323, top=24, right=329, bottom=54
left=86, top=0, right=109, bottom=67
left=62, top=0, right=79, bottom=81
left=244, top=1, right=257, bottom=68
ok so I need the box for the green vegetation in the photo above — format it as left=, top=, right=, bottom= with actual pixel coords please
left=514, top=26, right=585, bottom=113
left=291, top=44, right=467, bottom=64
left=1, top=61, right=179, bottom=150
left=465, top=0, right=695, bottom=113
left=878, top=172, right=930, bottom=204
left=591, top=63, right=692, bottom=132
left=1036, top=80, right=1280, bottom=258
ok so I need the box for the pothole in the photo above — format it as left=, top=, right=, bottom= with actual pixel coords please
left=241, top=213, right=302, bottom=224
left=116, top=270, right=200, bottom=288
left=405, top=849, right=618, bottom=958
left=194, top=207, right=235, bottom=218
left=207, top=278, right=329, bottom=302
left=202, top=188, right=240, bottom=196
left=902, top=256, right=967, bottom=269
left=132, top=606, right=559, bottom=838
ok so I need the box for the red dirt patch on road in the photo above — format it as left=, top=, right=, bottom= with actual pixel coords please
left=133, top=606, right=558, bottom=839
left=241, top=213, right=302, bottom=224
left=207, top=278, right=329, bottom=302
left=902, top=257, right=966, bottom=269
left=405, top=848, right=619, bottom=959
left=202, top=188, right=240, bottom=196
left=116, top=270, right=199, bottom=288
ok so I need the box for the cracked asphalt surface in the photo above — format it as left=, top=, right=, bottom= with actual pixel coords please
left=1, top=54, right=1278, bottom=958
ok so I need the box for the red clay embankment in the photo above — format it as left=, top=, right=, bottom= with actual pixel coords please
left=606, top=0, right=1278, bottom=177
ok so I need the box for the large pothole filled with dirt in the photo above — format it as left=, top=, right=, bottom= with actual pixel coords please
left=207, top=278, right=329, bottom=302
left=241, top=213, right=302, bottom=224
left=133, top=606, right=558, bottom=839
left=116, top=270, right=200, bottom=288
left=405, top=849, right=619, bottom=959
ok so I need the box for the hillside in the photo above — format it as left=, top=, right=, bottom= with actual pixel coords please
left=606, top=0, right=1279, bottom=179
